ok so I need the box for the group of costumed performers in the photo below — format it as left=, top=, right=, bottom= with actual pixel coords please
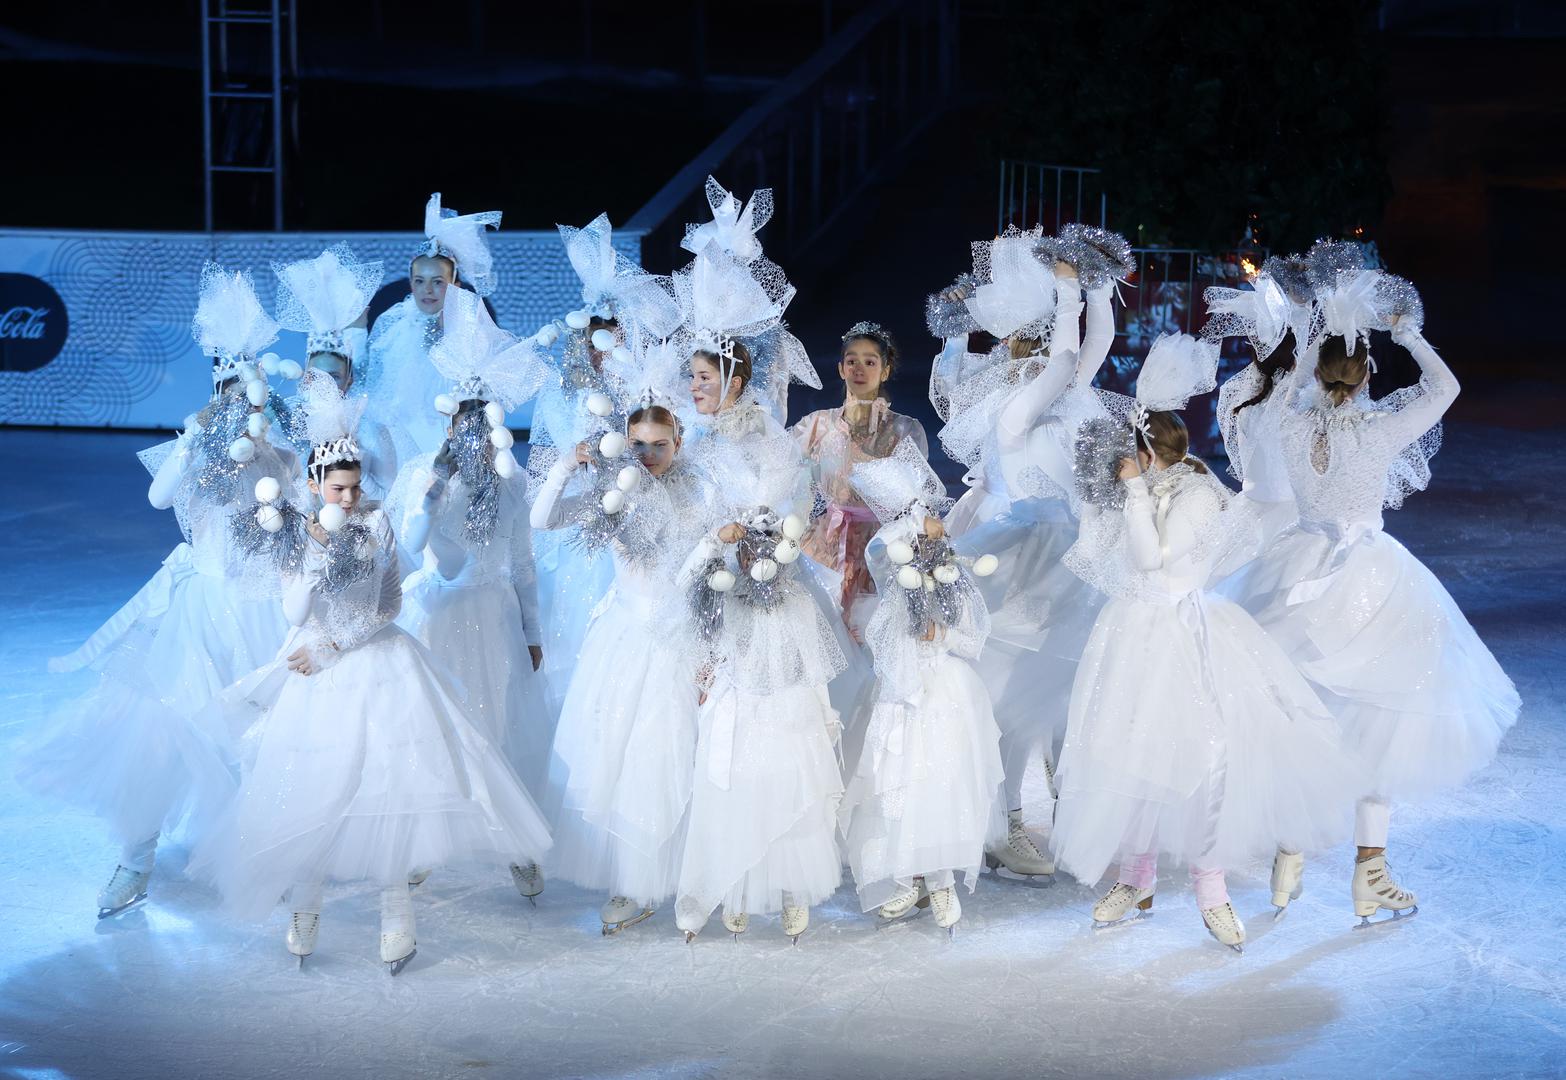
left=21, top=183, right=1518, bottom=971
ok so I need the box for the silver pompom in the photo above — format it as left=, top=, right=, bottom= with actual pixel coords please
left=925, top=272, right=981, bottom=339
left=1074, top=417, right=1135, bottom=510
left=1305, top=238, right=1368, bottom=292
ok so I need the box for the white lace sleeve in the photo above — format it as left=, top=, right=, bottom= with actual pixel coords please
left=508, top=490, right=542, bottom=647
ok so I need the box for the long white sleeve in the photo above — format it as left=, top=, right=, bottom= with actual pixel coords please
left=509, top=493, right=543, bottom=647
left=996, top=275, right=1091, bottom=447
left=1075, top=283, right=1115, bottom=386
left=1123, top=482, right=1205, bottom=571
left=530, top=458, right=581, bottom=531
left=282, top=559, right=320, bottom=627
left=1378, top=328, right=1459, bottom=449
left=147, top=436, right=194, bottom=510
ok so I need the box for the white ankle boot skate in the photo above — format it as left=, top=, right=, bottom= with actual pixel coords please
left=780, top=894, right=808, bottom=943
left=1092, top=882, right=1155, bottom=928
left=1352, top=854, right=1418, bottom=925
left=96, top=864, right=151, bottom=920
left=1270, top=850, right=1305, bottom=919
left=600, top=895, right=654, bottom=936
left=877, top=877, right=929, bottom=921
left=1201, top=901, right=1246, bottom=953
left=509, top=861, right=544, bottom=904
left=985, top=810, right=1055, bottom=877
left=286, top=912, right=320, bottom=966
left=380, top=885, right=417, bottom=975
left=721, top=907, right=749, bottom=938
left=927, top=884, right=962, bottom=934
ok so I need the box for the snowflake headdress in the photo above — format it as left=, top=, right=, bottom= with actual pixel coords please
left=680, top=176, right=774, bottom=265
left=192, top=263, right=281, bottom=395
left=272, top=243, right=383, bottom=363
left=962, top=227, right=1056, bottom=344
left=1132, top=332, right=1220, bottom=444
left=296, top=368, right=368, bottom=480
left=419, top=192, right=502, bottom=297
left=1200, top=273, right=1291, bottom=360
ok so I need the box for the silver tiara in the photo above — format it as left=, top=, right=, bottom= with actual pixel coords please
left=842, top=320, right=889, bottom=343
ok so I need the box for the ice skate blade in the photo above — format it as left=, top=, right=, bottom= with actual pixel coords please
left=601, top=908, right=655, bottom=936
left=1354, top=904, right=1419, bottom=930
left=1272, top=905, right=1289, bottom=923
left=294, top=953, right=306, bottom=970
left=984, top=853, right=1056, bottom=880
left=1091, top=910, right=1153, bottom=932
left=526, top=895, right=537, bottom=908
left=97, top=891, right=149, bottom=920
left=386, top=948, right=416, bottom=976
left=684, top=930, right=697, bottom=944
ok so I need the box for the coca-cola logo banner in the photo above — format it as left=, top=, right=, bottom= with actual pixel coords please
left=0, top=274, right=68, bottom=373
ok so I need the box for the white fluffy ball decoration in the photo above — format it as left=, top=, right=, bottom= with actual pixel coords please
left=256, top=504, right=284, bottom=533
left=534, top=326, right=559, bottom=348
left=599, top=431, right=627, bottom=458
left=773, top=538, right=800, bottom=564
left=483, top=401, right=506, bottom=428
left=564, top=310, right=591, bottom=330
left=591, top=329, right=616, bottom=351
left=228, top=437, right=256, bottom=464
left=933, top=563, right=960, bottom=585
left=611, top=345, right=633, bottom=365
left=434, top=393, right=459, bottom=416
left=781, top=514, right=806, bottom=541
left=494, top=448, right=518, bottom=479
left=245, top=379, right=268, bottom=407
left=246, top=412, right=268, bottom=439
left=279, top=359, right=304, bottom=380
left=973, top=554, right=999, bottom=577
left=259, top=352, right=281, bottom=375
left=601, top=489, right=626, bottom=515
left=749, top=558, right=779, bottom=583
left=616, top=465, right=641, bottom=493
left=585, top=391, right=614, bottom=417
left=895, top=565, right=923, bottom=590
left=254, top=476, right=282, bottom=504
left=887, top=540, right=915, bottom=566
left=708, top=568, right=736, bottom=593
left=489, top=427, right=515, bottom=450
left=318, top=503, right=347, bottom=533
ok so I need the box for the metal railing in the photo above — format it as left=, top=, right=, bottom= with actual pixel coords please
left=627, top=0, right=960, bottom=272
left=997, top=159, right=1105, bottom=236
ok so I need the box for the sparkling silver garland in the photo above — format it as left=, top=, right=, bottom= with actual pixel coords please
left=322, top=518, right=378, bottom=594
left=1036, top=224, right=1136, bottom=291
left=229, top=498, right=309, bottom=578
left=1074, top=417, right=1136, bottom=511
left=924, top=272, right=981, bottom=339
left=1305, top=238, right=1368, bottom=292
left=897, top=533, right=970, bottom=639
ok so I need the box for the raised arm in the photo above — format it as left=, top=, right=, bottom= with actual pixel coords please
left=147, top=431, right=196, bottom=510
left=530, top=455, right=583, bottom=531
left=997, top=271, right=1085, bottom=446
left=1376, top=324, right=1460, bottom=449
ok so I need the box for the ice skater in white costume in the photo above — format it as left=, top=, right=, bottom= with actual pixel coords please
left=926, top=223, right=1128, bottom=878
left=389, top=286, right=555, bottom=904
left=530, top=331, right=718, bottom=935
left=1224, top=253, right=1521, bottom=924
left=18, top=264, right=301, bottom=920
left=1054, top=333, right=1361, bottom=953
left=838, top=440, right=1006, bottom=934
left=363, top=192, right=502, bottom=461
left=190, top=372, right=550, bottom=975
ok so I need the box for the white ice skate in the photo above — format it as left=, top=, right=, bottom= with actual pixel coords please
left=286, top=912, right=319, bottom=967
left=509, top=862, right=544, bottom=905
left=928, top=885, right=962, bottom=935
left=380, top=885, right=417, bottom=976
left=407, top=868, right=431, bottom=889
left=780, top=894, right=808, bottom=943
left=1270, top=850, right=1305, bottom=920
left=600, top=895, right=654, bottom=936
left=96, top=864, right=151, bottom=920
left=1201, top=901, right=1246, bottom=953
left=1041, top=746, right=1059, bottom=802
left=985, top=810, right=1055, bottom=879
left=1091, top=882, right=1155, bottom=928
left=1352, top=854, right=1418, bottom=927
left=721, top=907, right=749, bottom=939
left=877, top=877, right=929, bottom=922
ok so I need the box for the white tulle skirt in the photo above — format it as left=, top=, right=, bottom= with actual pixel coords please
left=839, top=651, right=1006, bottom=910
left=952, top=498, right=1102, bottom=743
left=19, top=544, right=285, bottom=846
left=545, top=596, right=700, bottom=908
left=1052, top=592, right=1360, bottom=887
left=675, top=680, right=844, bottom=931
left=534, top=531, right=615, bottom=717
left=1225, top=522, right=1520, bottom=802
left=190, top=624, right=552, bottom=921
left=398, top=573, right=554, bottom=799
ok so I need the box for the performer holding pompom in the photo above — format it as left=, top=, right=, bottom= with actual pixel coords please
left=530, top=335, right=718, bottom=935
left=838, top=441, right=1005, bottom=934
left=389, top=287, right=554, bottom=903
left=191, top=374, right=551, bottom=975
left=1054, top=333, right=1361, bottom=953
left=1226, top=260, right=1520, bottom=923
left=925, top=224, right=1126, bottom=878
left=18, top=264, right=300, bottom=920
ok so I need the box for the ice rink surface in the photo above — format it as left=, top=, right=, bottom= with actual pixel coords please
left=0, top=424, right=1560, bottom=1080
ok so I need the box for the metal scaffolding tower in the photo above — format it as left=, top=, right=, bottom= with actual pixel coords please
left=200, top=0, right=297, bottom=231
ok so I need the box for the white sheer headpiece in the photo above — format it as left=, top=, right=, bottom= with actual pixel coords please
left=680, top=176, right=773, bottom=265
left=1201, top=273, right=1290, bottom=359
left=1133, top=332, right=1220, bottom=442
left=964, top=229, right=1057, bottom=342
left=421, top=192, right=502, bottom=297
left=297, top=369, right=368, bottom=476
left=558, top=212, right=641, bottom=319
left=429, top=288, right=551, bottom=413
left=272, top=244, right=383, bottom=361
left=192, top=263, right=280, bottom=389
left=849, top=437, right=952, bottom=525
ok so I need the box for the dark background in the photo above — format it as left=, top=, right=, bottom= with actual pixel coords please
left=4, top=0, right=1562, bottom=451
